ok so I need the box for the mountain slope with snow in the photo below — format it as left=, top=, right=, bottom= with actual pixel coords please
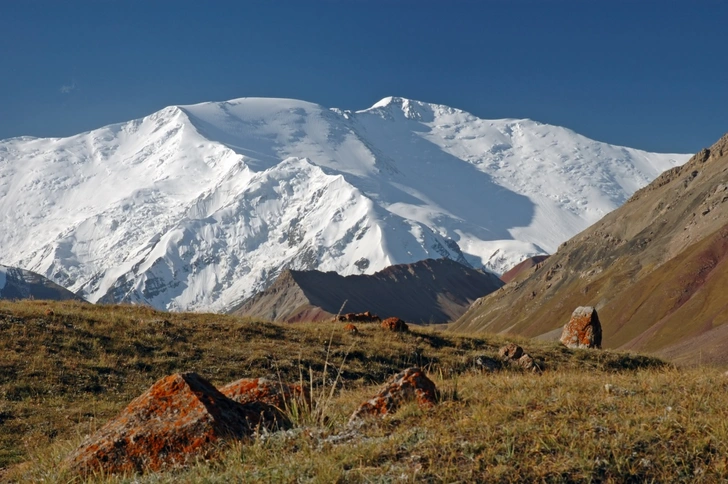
left=0, top=97, right=689, bottom=311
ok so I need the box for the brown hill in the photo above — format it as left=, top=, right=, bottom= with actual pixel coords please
left=500, top=255, right=550, bottom=284
left=231, top=258, right=504, bottom=323
left=453, top=133, right=728, bottom=366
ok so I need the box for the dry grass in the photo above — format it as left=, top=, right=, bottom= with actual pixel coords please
left=4, top=300, right=726, bottom=482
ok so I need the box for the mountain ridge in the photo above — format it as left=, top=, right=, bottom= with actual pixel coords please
left=0, top=96, right=689, bottom=312
left=231, top=257, right=504, bottom=323
left=452, top=132, right=728, bottom=366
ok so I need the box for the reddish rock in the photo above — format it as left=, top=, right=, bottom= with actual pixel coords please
left=349, top=368, right=436, bottom=424
left=560, top=306, right=602, bottom=349
left=336, top=311, right=381, bottom=323
left=220, top=377, right=309, bottom=424
left=381, top=317, right=409, bottom=332
left=45, top=308, right=55, bottom=317
left=66, top=373, right=261, bottom=475
left=498, top=343, right=524, bottom=360
left=343, top=323, right=359, bottom=334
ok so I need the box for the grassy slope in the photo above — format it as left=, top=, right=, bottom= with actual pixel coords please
left=1, top=301, right=727, bottom=482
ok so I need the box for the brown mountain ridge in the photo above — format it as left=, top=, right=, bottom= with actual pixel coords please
left=452, top=132, right=728, bottom=366
left=231, top=258, right=504, bottom=323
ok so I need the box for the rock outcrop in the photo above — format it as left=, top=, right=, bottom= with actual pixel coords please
left=560, top=306, right=602, bottom=349
left=349, top=368, right=437, bottom=424
left=381, top=317, right=409, bottom=332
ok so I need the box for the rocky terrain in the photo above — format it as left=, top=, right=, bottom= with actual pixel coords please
left=453, top=132, right=728, bottom=366
left=3, top=300, right=728, bottom=482
left=231, top=258, right=503, bottom=323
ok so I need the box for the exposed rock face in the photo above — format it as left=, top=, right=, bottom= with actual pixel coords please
left=453, top=133, right=728, bottom=366
left=232, top=258, right=504, bottom=324
left=381, top=317, right=409, bottom=332
left=560, top=306, right=602, bottom=349
left=336, top=311, right=381, bottom=323
left=349, top=368, right=437, bottom=424
left=498, top=343, right=524, bottom=360
left=66, top=373, right=265, bottom=475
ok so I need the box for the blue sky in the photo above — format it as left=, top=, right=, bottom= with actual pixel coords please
left=1, top=0, right=726, bottom=153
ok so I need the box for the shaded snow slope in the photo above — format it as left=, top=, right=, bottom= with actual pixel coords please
left=0, top=97, right=689, bottom=311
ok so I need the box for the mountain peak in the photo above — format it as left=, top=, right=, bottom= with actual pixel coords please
left=0, top=96, right=690, bottom=312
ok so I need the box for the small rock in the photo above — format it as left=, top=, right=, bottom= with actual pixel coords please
left=498, top=343, right=523, bottom=360
left=517, top=354, right=535, bottom=371
left=45, top=309, right=55, bottom=317
left=349, top=368, right=436, bottom=424
left=343, top=323, right=359, bottom=334
left=560, top=306, right=602, bottom=349
left=381, top=317, right=409, bottom=332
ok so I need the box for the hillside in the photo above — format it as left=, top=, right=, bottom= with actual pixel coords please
left=231, top=258, right=504, bottom=323
left=453, top=133, right=728, bottom=366
left=0, top=97, right=688, bottom=312
left=4, top=300, right=728, bottom=482
left=0, top=264, right=84, bottom=302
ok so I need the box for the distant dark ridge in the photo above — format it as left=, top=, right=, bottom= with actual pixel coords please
left=231, top=258, right=503, bottom=324
left=0, top=264, right=85, bottom=302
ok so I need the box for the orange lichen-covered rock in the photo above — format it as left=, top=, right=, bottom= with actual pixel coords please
left=560, top=306, right=602, bottom=349
left=348, top=368, right=436, bottom=424
left=220, top=377, right=310, bottom=426
left=381, top=317, right=409, bottom=332
left=343, top=323, right=359, bottom=334
left=65, top=373, right=259, bottom=475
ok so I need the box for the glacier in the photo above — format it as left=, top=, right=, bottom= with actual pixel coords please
left=0, top=96, right=689, bottom=312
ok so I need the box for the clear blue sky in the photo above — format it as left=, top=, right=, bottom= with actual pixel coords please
left=2, top=0, right=726, bottom=153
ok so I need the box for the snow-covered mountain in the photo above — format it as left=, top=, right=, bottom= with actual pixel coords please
left=0, top=96, right=689, bottom=312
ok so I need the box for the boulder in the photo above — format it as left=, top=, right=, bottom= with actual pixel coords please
left=381, top=317, right=409, bottom=332
left=66, top=373, right=263, bottom=475
left=343, top=323, right=359, bottom=334
left=349, top=368, right=436, bottom=424
left=560, top=306, right=602, bottom=349
left=498, top=343, right=524, bottom=360
left=220, top=377, right=309, bottom=426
